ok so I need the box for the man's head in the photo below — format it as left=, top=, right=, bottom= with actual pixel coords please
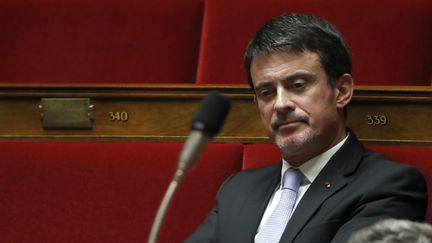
left=348, top=219, right=432, bottom=243
left=245, top=14, right=354, bottom=165
left=245, top=13, right=352, bottom=89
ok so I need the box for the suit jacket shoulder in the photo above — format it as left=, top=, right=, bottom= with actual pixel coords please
left=283, top=134, right=427, bottom=243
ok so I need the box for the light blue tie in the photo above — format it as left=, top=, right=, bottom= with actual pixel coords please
left=256, top=168, right=303, bottom=243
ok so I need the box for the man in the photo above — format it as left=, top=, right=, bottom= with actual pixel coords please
left=185, top=13, right=427, bottom=243
left=348, top=219, right=432, bottom=243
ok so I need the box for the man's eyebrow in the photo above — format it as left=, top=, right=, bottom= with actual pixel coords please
left=283, top=71, right=316, bottom=82
left=254, top=81, right=274, bottom=90
left=253, top=70, right=317, bottom=89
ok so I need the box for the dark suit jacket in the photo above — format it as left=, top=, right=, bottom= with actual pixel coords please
left=185, top=134, right=428, bottom=243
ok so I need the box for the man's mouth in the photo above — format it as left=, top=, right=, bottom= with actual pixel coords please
left=272, top=120, right=304, bottom=131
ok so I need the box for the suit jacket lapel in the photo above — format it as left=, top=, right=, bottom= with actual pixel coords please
left=280, top=166, right=347, bottom=242
left=235, top=164, right=281, bottom=242
left=280, top=132, right=364, bottom=242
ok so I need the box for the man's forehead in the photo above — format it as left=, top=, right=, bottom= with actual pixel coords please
left=250, top=51, right=322, bottom=80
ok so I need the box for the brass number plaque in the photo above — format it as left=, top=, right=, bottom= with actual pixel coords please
left=109, top=111, right=129, bottom=122
left=40, top=98, right=94, bottom=129
left=366, top=114, right=388, bottom=126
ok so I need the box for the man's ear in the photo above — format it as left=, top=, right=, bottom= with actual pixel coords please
left=253, top=94, right=257, bottom=104
left=335, top=73, right=354, bottom=108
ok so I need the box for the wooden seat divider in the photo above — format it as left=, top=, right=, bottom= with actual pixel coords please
left=0, top=84, right=431, bottom=145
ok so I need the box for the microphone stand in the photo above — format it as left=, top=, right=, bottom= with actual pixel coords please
left=147, top=90, right=230, bottom=243
left=147, top=168, right=186, bottom=243
left=147, top=131, right=209, bottom=243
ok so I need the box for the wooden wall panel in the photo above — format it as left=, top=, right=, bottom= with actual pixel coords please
left=0, top=84, right=431, bottom=144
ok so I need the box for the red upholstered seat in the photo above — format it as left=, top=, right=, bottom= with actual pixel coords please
left=196, top=0, right=432, bottom=85
left=243, top=143, right=281, bottom=170
left=0, top=141, right=243, bottom=242
left=0, top=0, right=203, bottom=84
left=243, top=143, right=432, bottom=222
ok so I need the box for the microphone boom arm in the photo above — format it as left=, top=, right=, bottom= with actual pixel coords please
left=147, top=91, right=230, bottom=243
left=148, top=131, right=210, bottom=243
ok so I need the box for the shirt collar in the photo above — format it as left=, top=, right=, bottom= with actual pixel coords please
left=281, top=133, right=350, bottom=186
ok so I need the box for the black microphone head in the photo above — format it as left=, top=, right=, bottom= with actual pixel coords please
left=191, top=90, right=231, bottom=137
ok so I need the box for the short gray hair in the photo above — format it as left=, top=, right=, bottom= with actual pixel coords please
left=244, top=13, right=351, bottom=90
left=348, top=219, right=432, bottom=243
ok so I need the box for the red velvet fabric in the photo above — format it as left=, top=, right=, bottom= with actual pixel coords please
left=196, top=0, right=432, bottom=85
left=243, top=143, right=432, bottom=222
left=243, top=143, right=281, bottom=170
left=0, top=0, right=203, bottom=84
left=0, top=141, right=243, bottom=242
left=158, top=142, right=243, bottom=242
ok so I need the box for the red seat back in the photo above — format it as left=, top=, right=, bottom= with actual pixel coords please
left=0, top=141, right=243, bottom=242
left=243, top=143, right=281, bottom=170
left=0, top=0, right=203, bottom=84
left=196, top=0, right=432, bottom=85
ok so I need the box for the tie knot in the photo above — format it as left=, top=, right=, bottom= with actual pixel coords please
left=282, top=168, right=303, bottom=191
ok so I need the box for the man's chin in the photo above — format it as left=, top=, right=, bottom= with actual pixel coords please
left=275, top=132, right=313, bottom=151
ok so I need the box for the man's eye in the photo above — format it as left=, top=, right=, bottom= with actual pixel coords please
left=259, top=90, right=270, bottom=96
left=291, top=80, right=306, bottom=89
left=258, top=89, right=274, bottom=98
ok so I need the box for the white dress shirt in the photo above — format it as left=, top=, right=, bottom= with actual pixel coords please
left=255, top=134, right=349, bottom=239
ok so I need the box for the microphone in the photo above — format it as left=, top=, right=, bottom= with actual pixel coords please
left=178, top=90, right=231, bottom=172
left=148, top=91, right=231, bottom=243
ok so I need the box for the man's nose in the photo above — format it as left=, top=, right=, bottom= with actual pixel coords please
left=274, top=88, right=295, bottom=112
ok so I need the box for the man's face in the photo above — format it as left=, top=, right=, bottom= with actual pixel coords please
left=251, top=51, right=346, bottom=164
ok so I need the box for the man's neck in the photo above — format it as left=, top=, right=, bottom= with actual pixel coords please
left=283, top=128, right=348, bottom=167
